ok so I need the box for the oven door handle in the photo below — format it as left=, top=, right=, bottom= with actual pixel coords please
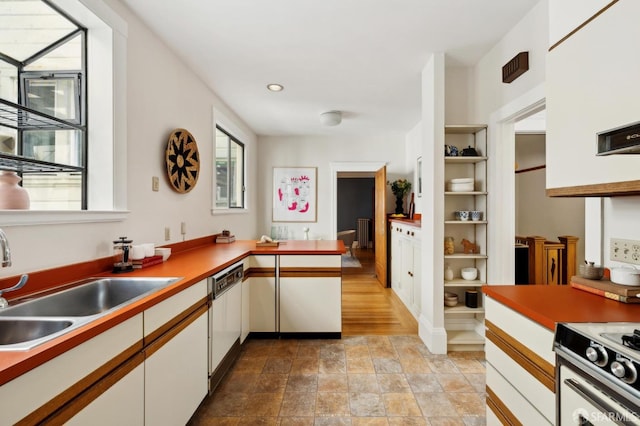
left=564, top=378, right=637, bottom=426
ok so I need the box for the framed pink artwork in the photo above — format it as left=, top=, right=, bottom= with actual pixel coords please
left=272, top=167, right=317, bottom=222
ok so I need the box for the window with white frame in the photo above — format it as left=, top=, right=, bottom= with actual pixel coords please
left=215, top=126, right=245, bottom=209
left=0, top=0, right=125, bottom=219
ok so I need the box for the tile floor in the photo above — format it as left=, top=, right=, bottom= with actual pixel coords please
left=188, top=335, right=486, bottom=425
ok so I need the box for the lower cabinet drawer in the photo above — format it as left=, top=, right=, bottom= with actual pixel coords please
left=486, top=362, right=553, bottom=425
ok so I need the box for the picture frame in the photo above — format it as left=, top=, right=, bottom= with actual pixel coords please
left=272, top=167, right=317, bottom=222
left=416, top=156, right=422, bottom=198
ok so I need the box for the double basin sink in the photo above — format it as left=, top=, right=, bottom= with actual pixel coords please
left=0, top=277, right=181, bottom=351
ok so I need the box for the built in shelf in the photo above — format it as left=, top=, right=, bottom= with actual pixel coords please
left=444, top=125, right=487, bottom=134
left=444, top=304, right=485, bottom=314
left=445, top=191, right=488, bottom=196
left=444, top=279, right=484, bottom=287
left=446, top=330, right=485, bottom=345
left=445, top=254, right=488, bottom=259
left=444, top=220, right=487, bottom=225
left=445, top=156, right=488, bottom=163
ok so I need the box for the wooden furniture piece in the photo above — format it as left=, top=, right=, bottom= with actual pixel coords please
left=515, top=235, right=579, bottom=285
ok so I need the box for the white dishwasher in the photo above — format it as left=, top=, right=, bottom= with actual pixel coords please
left=208, top=261, right=243, bottom=393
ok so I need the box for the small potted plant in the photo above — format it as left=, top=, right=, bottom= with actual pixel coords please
left=387, top=178, right=411, bottom=214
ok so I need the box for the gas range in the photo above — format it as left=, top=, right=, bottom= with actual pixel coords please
left=554, top=322, right=640, bottom=424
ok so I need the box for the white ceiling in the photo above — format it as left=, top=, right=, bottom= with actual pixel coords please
left=120, top=0, right=540, bottom=137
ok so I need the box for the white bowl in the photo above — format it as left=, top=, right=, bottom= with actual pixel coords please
left=450, top=178, right=474, bottom=184
left=610, top=266, right=640, bottom=286
left=461, top=267, right=478, bottom=281
left=448, top=181, right=474, bottom=192
left=155, top=247, right=171, bottom=261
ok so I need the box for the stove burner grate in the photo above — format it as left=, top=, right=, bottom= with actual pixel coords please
left=622, top=329, right=640, bottom=351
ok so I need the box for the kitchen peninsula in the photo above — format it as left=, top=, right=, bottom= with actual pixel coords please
left=0, top=237, right=344, bottom=425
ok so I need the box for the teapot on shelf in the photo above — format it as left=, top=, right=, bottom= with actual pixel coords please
left=461, top=145, right=479, bottom=156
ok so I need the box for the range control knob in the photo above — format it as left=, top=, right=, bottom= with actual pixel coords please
left=586, top=345, right=608, bottom=367
left=611, top=359, right=638, bottom=384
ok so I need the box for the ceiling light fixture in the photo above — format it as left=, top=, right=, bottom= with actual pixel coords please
left=267, top=83, right=284, bottom=92
left=320, top=110, right=342, bottom=126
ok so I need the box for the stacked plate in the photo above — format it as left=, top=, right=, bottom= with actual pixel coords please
left=447, top=178, right=474, bottom=192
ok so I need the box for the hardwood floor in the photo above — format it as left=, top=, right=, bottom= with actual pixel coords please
left=342, top=248, right=418, bottom=336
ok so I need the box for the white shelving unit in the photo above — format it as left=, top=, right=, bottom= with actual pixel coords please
left=443, top=124, right=487, bottom=351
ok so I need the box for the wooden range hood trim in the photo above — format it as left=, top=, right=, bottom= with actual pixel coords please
left=546, top=180, right=640, bottom=197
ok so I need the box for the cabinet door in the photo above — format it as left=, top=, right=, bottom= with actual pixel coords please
left=145, top=310, right=208, bottom=426
left=400, top=236, right=414, bottom=305
left=241, top=276, right=250, bottom=342
left=248, top=255, right=277, bottom=333
left=412, top=241, right=422, bottom=315
left=390, top=225, right=402, bottom=291
left=280, top=277, right=341, bottom=333
left=67, top=362, right=144, bottom=426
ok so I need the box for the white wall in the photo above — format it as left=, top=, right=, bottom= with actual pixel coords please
left=0, top=0, right=257, bottom=277
left=256, top=134, right=407, bottom=240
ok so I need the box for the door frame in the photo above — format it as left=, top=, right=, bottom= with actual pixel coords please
left=329, top=161, right=387, bottom=240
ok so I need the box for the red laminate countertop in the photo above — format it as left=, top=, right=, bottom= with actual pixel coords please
left=483, top=285, right=640, bottom=331
left=0, top=239, right=344, bottom=385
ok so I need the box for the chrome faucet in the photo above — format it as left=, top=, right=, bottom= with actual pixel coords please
left=0, top=228, right=29, bottom=307
left=0, top=228, right=10, bottom=267
left=0, top=274, right=28, bottom=308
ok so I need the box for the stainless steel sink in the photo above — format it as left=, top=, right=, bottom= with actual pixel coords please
left=0, top=276, right=181, bottom=350
left=0, top=318, right=74, bottom=347
left=0, top=277, right=180, bottom=317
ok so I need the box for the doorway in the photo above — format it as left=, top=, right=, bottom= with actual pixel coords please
left=514, top=109, right=586, bottom=283
left=330, top=162, right=387, bottom=287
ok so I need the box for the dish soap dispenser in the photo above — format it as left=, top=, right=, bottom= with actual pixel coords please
left=444, top=264, right=454, bottom=281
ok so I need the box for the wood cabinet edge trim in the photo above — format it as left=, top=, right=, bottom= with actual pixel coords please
left=486, top=385, right=523, bottom=426
left=546, top=180, right=640, bottom=198
left=548, top=1, right=619, bottom=52
left=485, top=319, right=555, bottom=392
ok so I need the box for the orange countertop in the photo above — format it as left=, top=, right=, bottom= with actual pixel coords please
left=0, top=239, right=345, bottom=385
left=483, top=285, right=640, bottom=331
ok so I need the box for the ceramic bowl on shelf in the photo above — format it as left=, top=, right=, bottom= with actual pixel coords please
left=457, top=210, right=470, bottom=221
left=447, top=178, right=474, bottom=192
left=444, top=292, right=458, bottom=307
left=461, top=267, right=478, bottom=281
left=470, top=211, right=482, bottom=221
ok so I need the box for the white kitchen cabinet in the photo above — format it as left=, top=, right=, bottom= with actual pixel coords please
left=390, top=222, right=421, bottom=319
left=279, top=255, right=341, bottom=334
left=66, top=361, right=145, bottom=426
left=0, top=314, right=143, bottom=425
left=143, top=279, right=208, bottom=426
left=248, top=255, right=277, bottom=333
left=443, top=124, right=487, bottom=351
left=144, top=308, right=208, bottom=426
left=484, top=296, right=556, bottom=424
left=546, top=1, right=640, bottom=195
left=241, top=258, right=250, bottom=342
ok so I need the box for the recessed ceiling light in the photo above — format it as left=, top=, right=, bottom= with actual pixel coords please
left=267, top=83, right=284, bottom=92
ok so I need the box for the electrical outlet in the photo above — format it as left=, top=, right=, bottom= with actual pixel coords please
left=610, top=238, right=640, bottom=265
left=181, top=222, right=186, bottom=235
left=164, top=227, right=170, bottom=241
left=152, top=176, right=160, bottom=192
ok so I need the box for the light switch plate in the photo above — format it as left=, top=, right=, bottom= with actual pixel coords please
left=164, top=227, right=170, bottom=241
left=152, top=176, right=160, bottom=192
left=610, top=238, right=640, bottom=264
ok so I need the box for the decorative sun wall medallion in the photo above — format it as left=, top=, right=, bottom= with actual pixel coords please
left=165, top=128, right=200, bottom=193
